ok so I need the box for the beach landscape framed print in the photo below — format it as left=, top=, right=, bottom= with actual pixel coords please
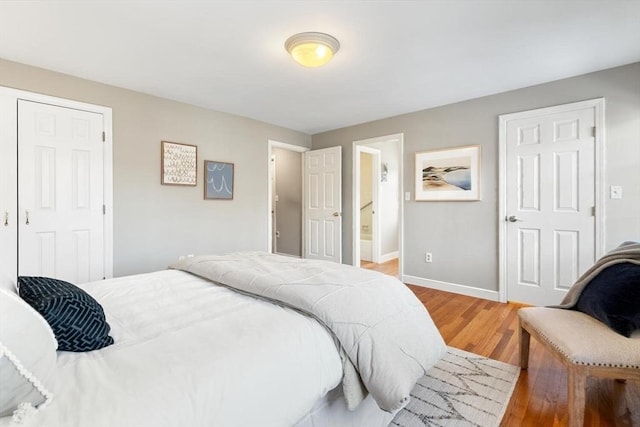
left=161, top=141, right=197, bottom=186
left=204, top=160, right=234, bottom=200
left=415, top=145, right=481, bottom=201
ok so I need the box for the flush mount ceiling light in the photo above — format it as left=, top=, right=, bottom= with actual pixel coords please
left=285, top=32, right=340, bottom=68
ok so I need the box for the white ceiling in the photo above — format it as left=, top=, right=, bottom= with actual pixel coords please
left=1, top=1, right=639, bottom=135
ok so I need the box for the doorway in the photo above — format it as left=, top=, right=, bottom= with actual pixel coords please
left=357, top=147, right=381, bottom=263
left=353, top=134, right=404, bottom=276
left=498, top=98, right=605, bottom=306
left=268, top=140, right=308, bottom=257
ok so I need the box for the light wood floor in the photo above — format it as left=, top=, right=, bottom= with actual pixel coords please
left=361, top=258, right=640, bottom=426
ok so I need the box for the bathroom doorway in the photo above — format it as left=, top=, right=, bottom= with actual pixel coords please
left=353, top=134, right=403, bottom=276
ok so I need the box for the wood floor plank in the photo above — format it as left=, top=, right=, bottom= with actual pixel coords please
left=361, top=259, right=640, bottom=426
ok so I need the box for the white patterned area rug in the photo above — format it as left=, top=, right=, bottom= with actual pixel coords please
left=391, top=347, right=520, bottom=427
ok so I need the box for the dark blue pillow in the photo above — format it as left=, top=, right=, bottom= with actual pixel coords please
left=18, top=276, right=114, bottom=352
left=573, top=263, right=640, bottom=337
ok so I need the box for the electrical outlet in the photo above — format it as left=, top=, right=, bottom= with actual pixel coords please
left=425, top=253, right=433, bottom=263
left=610, top=185, right=622, bottom=199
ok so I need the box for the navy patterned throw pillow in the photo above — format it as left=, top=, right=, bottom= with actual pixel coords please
left=18, top=276, right=114, bottom=352
left=573, top=262, right=640, bottom=337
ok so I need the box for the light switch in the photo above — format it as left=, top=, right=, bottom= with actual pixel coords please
left=610, top=185, right=622, bottom=199
left=405, top=192, right=411, bottom=201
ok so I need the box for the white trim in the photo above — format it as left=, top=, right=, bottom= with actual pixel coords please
left=270, top=140, right=309, bottom=153
left=0, top=86, right=114, bottom=279
left=497, top=98, right=605, bottom=303
left=379, top=251, right=399, bottom=263
left=270, top=154, right=277, bottom=253
left=403, top=275, right=501, bottom=302
left=267, top=140, right=309, bottom=254
left=352, top=133, right=404, bottom=277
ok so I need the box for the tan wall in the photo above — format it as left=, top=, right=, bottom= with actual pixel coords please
left=0, top=58, right=311, bottom=276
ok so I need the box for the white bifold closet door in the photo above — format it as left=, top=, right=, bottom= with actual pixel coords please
left=18, top=100, right=105, bottom=283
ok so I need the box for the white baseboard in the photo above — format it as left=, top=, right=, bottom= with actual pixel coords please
left=379, top=251, right=399, bottom=263
left=274, top=251, right=301, bottom=258
left=402, top=275, right=501, bottom=302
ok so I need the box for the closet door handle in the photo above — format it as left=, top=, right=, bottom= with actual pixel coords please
left=25, top=210, right=29, bottom=225
left=3, top=212, right=7, bottom=227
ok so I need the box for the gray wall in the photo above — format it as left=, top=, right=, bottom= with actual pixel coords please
left=273, top=147, right=302, bottom=257
left=0, top=58, right=311, bottom=276
left=313, top=62, right=640, bottom=292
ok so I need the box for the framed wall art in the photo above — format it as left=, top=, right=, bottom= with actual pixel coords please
left=161, top=141, right=197, bottom=186
left=204, top=160, right=234, bottom=200
left=415, top=144, right=481, bottom=201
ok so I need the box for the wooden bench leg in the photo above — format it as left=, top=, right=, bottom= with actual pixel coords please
left=519, top=322, right=531, bottom=369
left=567, top=365, right=586, bottom=427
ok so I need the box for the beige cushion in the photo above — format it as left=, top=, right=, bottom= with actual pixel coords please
left=519, top=307, right=640, bottom=369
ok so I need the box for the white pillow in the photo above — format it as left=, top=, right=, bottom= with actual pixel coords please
left=0, top=288, right=57, bottom=419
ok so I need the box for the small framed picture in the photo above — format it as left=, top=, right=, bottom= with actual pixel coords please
left=204, top=160, right=234, bottom=200
left=415, top=145, right=481, bottom=201
left=161, top=141, right=197, bottom=186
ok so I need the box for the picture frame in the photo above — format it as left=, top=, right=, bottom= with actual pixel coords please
left=415, top=145, right=481, bottom=201
left=161, top=141, right=197, bottom=186
left=204, top=160, right=234, bottom=200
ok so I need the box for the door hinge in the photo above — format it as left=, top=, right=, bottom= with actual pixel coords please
left=591, top=126, right=596, bottom=138
left=103, top=204, right=106, bottom=215
left=591, top=206, right=595, bottom=216
left=102, top=131, right=106, bottom=142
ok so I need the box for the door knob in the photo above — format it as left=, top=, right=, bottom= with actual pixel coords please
left=25, top=210, right=29, bottom=225
left=506, top=215, right=522, bottom=223
left=3, top=212, right=7, bottom=227
left=333, top=212, right=341, bottom=217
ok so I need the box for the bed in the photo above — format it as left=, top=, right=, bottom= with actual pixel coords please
left=0, top=252, right=445, bottom=427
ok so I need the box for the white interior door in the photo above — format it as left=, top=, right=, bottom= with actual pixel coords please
left=501, top=100, right=602, bottom=306
left=18, top=100, right=105, bottom=283
left=303, top=146, right=342, bottom=262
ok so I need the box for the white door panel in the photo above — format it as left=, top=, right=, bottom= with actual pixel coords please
left=503, top=102, right=600, bottom=306
left=304, top=146, right=342, bottom=262
left=18, top=100, right=105, bottom=283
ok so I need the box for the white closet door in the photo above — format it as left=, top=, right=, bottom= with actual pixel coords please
left=504, top=104, right=597, bottom=306
left=0, top=97, right=18, bottom=281
left=18, top=100, right=105, bottom=283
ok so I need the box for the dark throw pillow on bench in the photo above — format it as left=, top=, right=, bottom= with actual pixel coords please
left=18, top=276, right=114, bottom=352
left=573, top=262, right=640, bottom=337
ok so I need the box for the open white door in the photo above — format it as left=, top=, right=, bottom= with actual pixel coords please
left=303, top=146, right=342, bottom=262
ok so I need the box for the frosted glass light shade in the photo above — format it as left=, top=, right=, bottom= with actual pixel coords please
left=285, top=32, right=340, bottom=68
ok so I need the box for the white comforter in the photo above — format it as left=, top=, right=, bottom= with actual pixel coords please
left=171, top=252, right=446, bottom=412
left=7, top=270, right=343, bottom=427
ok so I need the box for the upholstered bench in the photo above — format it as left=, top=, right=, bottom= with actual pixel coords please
left=519, top=307, right=640, bottom=427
